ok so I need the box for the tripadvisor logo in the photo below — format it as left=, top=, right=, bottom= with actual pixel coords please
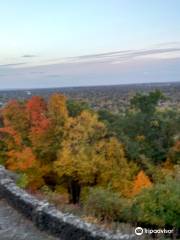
left=135, top=227, right=174, bottom=236
left=135, top=227, right=143, bottom=235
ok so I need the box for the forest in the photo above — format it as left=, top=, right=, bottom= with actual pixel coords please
left=0, top=90, right=179, bottom=231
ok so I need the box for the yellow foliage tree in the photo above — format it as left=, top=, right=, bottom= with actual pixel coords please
left=46, top=94, right=69, bottom=157
left=94, top=137, right=132, bottom=196
left=54, top=110, right=132, bottom=202
left=54, top=111, right=107, bottom=203
left=48, top=94, right=68, bottom=125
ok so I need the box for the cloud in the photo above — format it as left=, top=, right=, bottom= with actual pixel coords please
left=1, top=44, right=180, bottom=69
left=30, top=71, right=44, bottom=74
left=0, top=55, right=180, bottom=89
left=43, top=47, right=180, bottom=66
left=152, top=41, right=180, bottom=48
left=75, top=48, right=180, bottom=62
left=22, top=54, right=36, bottom=58
left=46, top=74, right=62, bottom=78
left=0, top=62, right=26, bottom=68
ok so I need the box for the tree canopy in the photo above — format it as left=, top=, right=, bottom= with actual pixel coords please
left=0, top=90, right=179, bottom=229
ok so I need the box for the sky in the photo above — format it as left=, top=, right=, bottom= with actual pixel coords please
left=0, top=0, right=180, bottom=89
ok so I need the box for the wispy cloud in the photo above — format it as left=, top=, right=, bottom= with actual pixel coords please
left=152, top=41, right=180, bottom=48
left=25, top=46, right=180, bottom=67
left=1, top=44, right=180, bottom=69
left=22, top=54, right=37, bottom=58
left=0, top=52, right=180, bottom=89
left=0, top=62, right=26, bottom=68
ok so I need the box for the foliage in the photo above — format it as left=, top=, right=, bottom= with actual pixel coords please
left=2, top=100, right=29, bottom=143
left=84, top=187, right=128, bottom=221
left=26, top=96, right=47, bottom=127
left=54, top=110, right=132, bottom=202
left=67, top=99, right=90, bottom=117
left=54, top=111, right=107, bottom=182
left=131, top=170, right=152, bottom=196
left=167, top=140, right=180, bottom=165
left=131, top=178, right=180, bottom=228
left=130, top=90, right=164, bottom=114
left=16, top=173, right=29, bottom=188
left=0, top=91, right=179, bottom=229
left=93, top=137, right=133, bottom=196
left=48, top=93, right=68, bottom=125
left=6, top=147, right=37, bottom=171
left=54, top=111, right=108, bottom=203
left=100, top=91, right=180, bottom=165
left=0, top=139, right=7, bottom=164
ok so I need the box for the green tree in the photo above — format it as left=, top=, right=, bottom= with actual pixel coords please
left=99, top=91, right=179, bottom=165
left=130, top=90, right=164, bottom=114
left=67, top=99, right=90, bottom=117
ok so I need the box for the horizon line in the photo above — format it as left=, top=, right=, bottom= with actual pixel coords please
left=0, top=80, right=179, bottom=92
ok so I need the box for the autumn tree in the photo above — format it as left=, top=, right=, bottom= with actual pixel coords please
left=54, top=110, right=133, bottom=203
left=25, top=96, right=52, bottom=160
left=45, top=94, right=69, bottom=157
left=6, top=147, right=36, bottom=171
left=2, top=100, right=29, bottom=144
left=26, top=94, right=70, bottom=187
left=93, top=137, right=132, bottom=196
left=26, top=96, right=47, bottom=126
left=48, top=94, right=68, bottom=125
left=54, top=111, right=107, bottom=203
left=131, top=170, right=152, bottom=196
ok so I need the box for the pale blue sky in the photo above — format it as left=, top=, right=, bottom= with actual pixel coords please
left=0, top=1, right=180, bottom=88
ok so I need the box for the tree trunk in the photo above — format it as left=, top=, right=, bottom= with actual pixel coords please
left=68, top=180, right=81, bottom=204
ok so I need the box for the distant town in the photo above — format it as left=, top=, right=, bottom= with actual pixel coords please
left=0, top=81, right=179, bottom=113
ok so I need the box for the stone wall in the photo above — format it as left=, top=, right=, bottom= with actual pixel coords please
left=0, top=166, right=135, bottom=240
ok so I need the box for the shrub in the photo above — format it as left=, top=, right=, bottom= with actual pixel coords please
left=131, top=178, right=180, bottom=228
left=84, top=187, right=129, bottom=222
left=16, top=173, right=29, bottom=188
left=80, top=186, right=90, bottom=204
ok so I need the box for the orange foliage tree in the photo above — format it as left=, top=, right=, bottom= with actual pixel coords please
left=7, top=147, right=37, bottom=171
left=2, top=100, right=29, bottom=143
left=131, top=170, right=152, bottom=196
